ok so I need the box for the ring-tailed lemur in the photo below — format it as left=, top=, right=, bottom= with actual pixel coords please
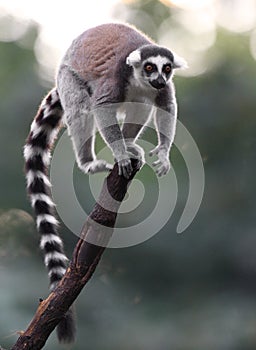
left=24, top=23, right=186, bottom=343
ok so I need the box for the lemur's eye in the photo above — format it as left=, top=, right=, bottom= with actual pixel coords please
left=144, top=64, right=154, bottom=72
left=163, top=65, right=172, bottom=73
left=145, top=64, right=153, bottom=71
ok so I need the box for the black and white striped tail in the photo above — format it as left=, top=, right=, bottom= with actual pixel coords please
left=24, top=88, right=75, bottom=342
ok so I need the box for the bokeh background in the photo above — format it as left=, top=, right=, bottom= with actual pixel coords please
left=1, top=0, right=256, bottom=349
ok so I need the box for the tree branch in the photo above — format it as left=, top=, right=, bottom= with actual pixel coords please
left=10, top=160, right=139, bottom=350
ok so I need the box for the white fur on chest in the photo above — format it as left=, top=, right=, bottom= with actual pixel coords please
left=125, top=76, right=157, bottom=104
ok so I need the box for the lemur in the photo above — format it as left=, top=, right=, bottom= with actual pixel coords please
left=24, top=23, right=187, bottom=342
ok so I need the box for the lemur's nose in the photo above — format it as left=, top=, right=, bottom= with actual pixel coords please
left=150, top=75, right=166, bottom=89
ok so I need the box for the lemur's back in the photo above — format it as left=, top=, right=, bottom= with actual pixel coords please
left=61, top=23, right=153, bottom=80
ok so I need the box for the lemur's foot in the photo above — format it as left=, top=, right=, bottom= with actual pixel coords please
left=117, top=156, right=133, bottom=178
left=115, top=147, right=144, bottom=178
left=126, top=143, right=145, bottom=170
left=80, top=159, right=113, bottom=174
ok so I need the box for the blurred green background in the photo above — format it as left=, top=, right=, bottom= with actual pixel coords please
left=1, top=0, right=256, bottom=349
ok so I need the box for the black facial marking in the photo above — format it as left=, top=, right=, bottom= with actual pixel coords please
left=143, top=62, right=157, bottom=76
left=163, top=64, right=172, bottom=73
left=162, top=64, right=172, bottom=79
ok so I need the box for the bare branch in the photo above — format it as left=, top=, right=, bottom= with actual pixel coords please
left=10, top=160, right=139, bottom=350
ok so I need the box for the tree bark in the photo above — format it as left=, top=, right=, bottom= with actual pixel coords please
left=10, top=160, right=139, bottom=350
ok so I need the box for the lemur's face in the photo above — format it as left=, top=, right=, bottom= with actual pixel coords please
left=126, top=45, right=183, bottom=90
left=141, top=56, right=173, bottom=90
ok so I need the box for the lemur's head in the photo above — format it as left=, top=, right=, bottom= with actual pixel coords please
left=126, top=45, right=187, bottom=90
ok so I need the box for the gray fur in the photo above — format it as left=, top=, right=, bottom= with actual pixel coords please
left=57, top=23, right=187, bottom=177
left=24, top=22, right=186, bottom=344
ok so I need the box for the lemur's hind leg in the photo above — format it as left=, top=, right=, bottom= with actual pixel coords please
left=69, top=111, right=113, bottom=174
left=57, top=66, right=113, bottom=174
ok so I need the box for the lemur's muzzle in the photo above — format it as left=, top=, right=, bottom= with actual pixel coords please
left=150, top=76, right=166, bottom=89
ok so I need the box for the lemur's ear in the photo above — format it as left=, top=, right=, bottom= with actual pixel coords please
left=173, top=52, right=188, bottom=69
left=126, top=49, right=141, bottom=67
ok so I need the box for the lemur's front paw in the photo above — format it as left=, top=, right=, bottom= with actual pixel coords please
left=149, top=147, right=171, bottom=177
left=153, top=158, right=170, bottom=177
left=81, top=160, right=113, bottom=174
left=149, top=145, right=163, bottom=157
